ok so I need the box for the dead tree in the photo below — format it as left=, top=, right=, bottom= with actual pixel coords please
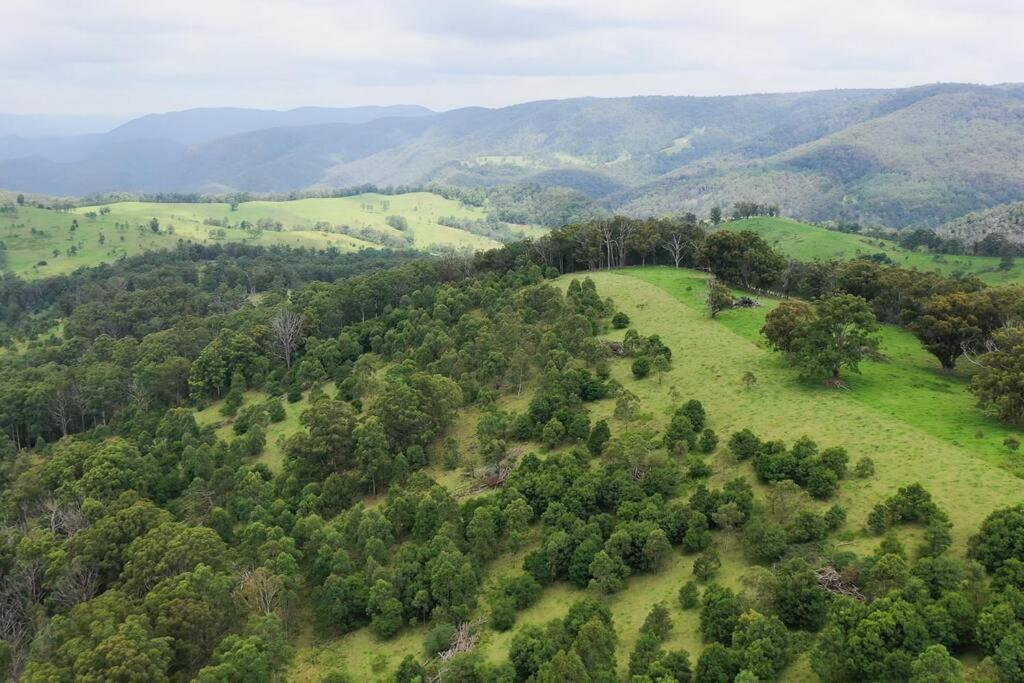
left=429, top=619, right=486, bottom=682
left=815, top=566, right=865, bottom=601
left=270, top=309, right=303, bottom=370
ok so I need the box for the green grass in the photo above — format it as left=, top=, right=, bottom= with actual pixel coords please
left=627, top=266, right=1024, bottom=478
left=722, top=216, right=1024, bottom=285
left=258, top=266, right=1022, bottom=681
left=194, top=386, right=336, bottom=474
left=0, top=193, right=543, bottom=278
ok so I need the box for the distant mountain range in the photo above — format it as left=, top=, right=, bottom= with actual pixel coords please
left=2, top=84, right=1023, bottom=228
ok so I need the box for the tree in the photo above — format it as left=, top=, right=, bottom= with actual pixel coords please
left=537, top=650, right=590, bottom=683
left=679, top=581, right=700, bottom=609
left=640, top=602, right=674, bottom=640
left=910, top=644, right=964, bottom=683
left=632, top=356, right=652, bottom=379
left=588, top=419, right=611, bottom=456
left=709, top=207, right=722, bottom=225
left=695, top=643, right=740, bottom=683
left=509, top=624, right=557, bottom=681
left=149, top=217, right=160, bottom=233
left=994, top=630, right=1024, bottom=683
left=701, top=230, right=785, bottom=289
left=629, top=632, right=664, bottom=678
left=763, top=294, right=881, bottom=380
left=699, top=584, right=743, bottom=643
left=770, top=559, right=827, bottom=630
left=761, top=300, right=815, bottom=354
left=969, top=328, right=1024, bottom=423
left=193, top=615, right=292, bottom=682
left=367, top=580, right=404, bottom=639
left=742, top=520, right=788, bottom=565
left=270, top=310, right=302, bottom=370
left=969, top=504, right=1024, bottom=571
left=911, top=291, right=1000, bottom=371
left=588, top=550, right=629, bottom=594
left=572, top=616, right=618, bottom=679
left=143, top=565, right=235, bottom=674
left=74, top=615, right=172, bottom=683
left=706, top=278, right=734, bottom=318
left=732, top=611, right=791, bottom=680
left=354, top=416, right=393, bottom=495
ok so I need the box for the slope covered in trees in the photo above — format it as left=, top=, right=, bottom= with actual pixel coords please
left=0, top=217, right=1022, bottom=682
left=3, top=84, right=1024, bottom=228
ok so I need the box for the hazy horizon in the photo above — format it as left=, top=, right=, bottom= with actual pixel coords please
left=4, top=0, right=1023, bottom=119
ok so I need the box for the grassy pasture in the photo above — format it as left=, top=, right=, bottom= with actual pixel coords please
left=722, top=216, right=1024, bottom=285
left=0, top=192, right=536, bottom=278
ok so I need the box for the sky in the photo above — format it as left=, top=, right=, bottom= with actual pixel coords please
left=2, top=0, right=1023, bottom=122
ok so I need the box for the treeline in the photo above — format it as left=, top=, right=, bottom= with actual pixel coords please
left=0, top=242, right=422, bottom=343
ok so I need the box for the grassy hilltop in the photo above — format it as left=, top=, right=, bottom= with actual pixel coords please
left=0, top=192, right=539, bottom=278
left=720, top=216, right=1024, bottom=285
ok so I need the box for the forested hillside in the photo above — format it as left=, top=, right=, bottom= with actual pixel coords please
left=3, top=84, right=1024, bottom=228
left=0, top=212, right=1023, bottom=682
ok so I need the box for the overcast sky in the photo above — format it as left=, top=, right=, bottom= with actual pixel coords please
left=3, top=0, right=1023, bottom=120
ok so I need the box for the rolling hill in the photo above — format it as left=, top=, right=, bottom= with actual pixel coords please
left=718, top=216, right=1024, bottom=285
left=0, top=192, right=530, bottom=277
left=2, top=84, right=1024, bottom=228
left=190, top=266, right=1024, bottom=681
left=937, top=202, right=1024, bottom=245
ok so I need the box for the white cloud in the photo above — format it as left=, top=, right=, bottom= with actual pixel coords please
left=0, top=0, right=1021, bottom=117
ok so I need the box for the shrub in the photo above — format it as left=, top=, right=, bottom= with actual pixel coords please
left=686, top=455, right=712, bottom=479
left=265, top=398, right=286, bottom=422
left=729, top=429, right=762, bottom=460
left=698, top=429, right=719, bottom=453
left=632, top=356, right=652, bottom=379
left=693, top=549, right=722, bottom=582
left=612, top=312, right=630, bottom=329
left=425, top=622, right=457, bottom=655
left=854, top=456, right=875, bottom=478
left=679, top=580, right=701, bottom=609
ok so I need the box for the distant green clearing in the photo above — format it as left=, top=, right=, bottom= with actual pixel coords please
left=721, top=216, right=1024, bottom=284
left=0, top=192, right=543, bottom=278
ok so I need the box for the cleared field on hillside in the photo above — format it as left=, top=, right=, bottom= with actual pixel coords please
left=254, top=267, right=1022, bottom=682
left=0, top=192, right=537, bottom=278
left=722, top=216, right=1024, bottom=284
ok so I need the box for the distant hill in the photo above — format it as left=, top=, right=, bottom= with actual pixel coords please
left=104, top=105, right=434, bottom=145
left=0, top=105, right=433, bottom=164
left=2, top=84, right=1024, bottom=227
left=936, top=202, right=1024, bottom=245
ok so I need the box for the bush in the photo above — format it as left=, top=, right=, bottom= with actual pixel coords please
left=632, top=356, right=652, bottom=379
left=265, top=398, right=286, bottom=422
left=287, top=385, right=303, bottom=403
left=425, top=622, right=457, bottom=655
left=729, top=429, right=762, bottom=460
left=742, top=520, right=788, bottom=564
left=686, top=455, right=712, bottom=479
left=698, top=429, right=719, bottom=453
left=693, top=549, right=722, bottom=582
left=679, top=580, right=701, bottom=609
left=489, top=596, right=516, bottom=632
left=612, top=312, right=630, bottom=329
left=854, top=456, right=875, bottom=478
